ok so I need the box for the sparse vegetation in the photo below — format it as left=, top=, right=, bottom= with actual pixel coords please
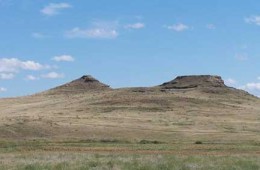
left=0, top=149, right=259, bottom=170
left=0, top=75, right=259, bottom=168
left=195, top=141, right=203, bottom=144
left=139, top=140, right=163, bottom=144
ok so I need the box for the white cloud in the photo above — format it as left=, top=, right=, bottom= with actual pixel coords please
left=41, top=3, right=71, bottom=16
left=42, top=72, right=64, bottom=79
left=225, top=78, right=237, bottom=86
left=245, top=15, right=260, bottom=26
left=0, top=58, right=47, bottom=73
left=206, top=24, right=216, bottom=30
left=65, top=21, right=119, bottom=39
left=22, top=61, right=45, bottom=70
left=65, top=27, right=118, bottom=39
left=239, top=79, right=260, bottom=97
left=0, top=73, right=14, bottom=79
left=0, top=87, right=6, bottom=92
left=241, top=83, right=260, bottom=91
left=167, top=23, right=189, bottom=32
left=52, top=55, right=74, bottom=62
left=26, top=75, right=39, bottom=81
left=125, top=23, right=145, bottom=29
left=32, top=32, right=49, bottom=39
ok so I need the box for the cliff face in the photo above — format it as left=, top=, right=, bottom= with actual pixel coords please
left=160, top=75, right=226, bottom=89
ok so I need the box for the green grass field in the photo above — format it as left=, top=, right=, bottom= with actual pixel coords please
left=0, top=140, right=259, bottom=170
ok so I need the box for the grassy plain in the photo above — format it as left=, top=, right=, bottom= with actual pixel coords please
left=0, top=80, right=259, bottom=169
left=0, top=140, right=260, bottom=170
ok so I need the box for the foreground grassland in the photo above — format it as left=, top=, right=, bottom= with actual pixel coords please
left=0, top=141, right=260, bottom=170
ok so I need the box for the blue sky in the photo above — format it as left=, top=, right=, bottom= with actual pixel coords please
left=0, top=0, right=259, bottom=97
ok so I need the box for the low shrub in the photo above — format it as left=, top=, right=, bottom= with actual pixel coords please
left=195, top=141, right=203, bottom=144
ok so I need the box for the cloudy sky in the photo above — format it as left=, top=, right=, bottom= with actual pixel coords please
left=0, top=0, right=259, bottom=97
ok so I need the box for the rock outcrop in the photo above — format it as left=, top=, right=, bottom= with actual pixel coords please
left=46, top=75, right=111, bottom=94
left=160, top=75, right=226, bottom=89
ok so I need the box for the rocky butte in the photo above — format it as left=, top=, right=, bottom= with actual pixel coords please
left=46, top=75, right=111, bottom=94
left=160, top=75, right=226, bottom=89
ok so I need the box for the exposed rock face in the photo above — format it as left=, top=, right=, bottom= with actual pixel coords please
left=47, top=75, right=111, bottom=94
left=68, top=75, right=110, bottom=88
left=77, top=75, right=105, bottom=84
left=160, top=75, right=226, bottom=89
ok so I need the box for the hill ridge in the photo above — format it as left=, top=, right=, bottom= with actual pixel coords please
left=45, top=75, right=111, bottom=94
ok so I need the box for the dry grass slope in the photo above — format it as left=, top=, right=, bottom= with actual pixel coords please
left=0, top=75, right=259, bottom=143
left=0, top=75, right=259, bottom=169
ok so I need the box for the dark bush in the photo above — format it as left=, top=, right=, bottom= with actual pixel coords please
left=139, top=140, right=162, bottom=144
left=195, top=141, right=203, bottom=144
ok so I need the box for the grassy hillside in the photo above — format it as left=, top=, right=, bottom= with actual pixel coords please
left=0, top=75, right=259, bottom=169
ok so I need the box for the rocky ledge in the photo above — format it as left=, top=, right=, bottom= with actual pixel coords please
left=160, top=75, right=226, bottom=89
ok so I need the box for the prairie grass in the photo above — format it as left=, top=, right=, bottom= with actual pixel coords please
left=0, top=141, right=259, bottom=170
left=0, top=152, right=259, bottom=170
